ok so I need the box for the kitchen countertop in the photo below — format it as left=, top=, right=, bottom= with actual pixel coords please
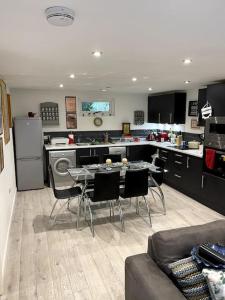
left=45, top=141, right=203, bottom=158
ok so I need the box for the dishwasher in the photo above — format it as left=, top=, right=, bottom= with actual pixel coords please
left=109, top=146, right=126, bottom=159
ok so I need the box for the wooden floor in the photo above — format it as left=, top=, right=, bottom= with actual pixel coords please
left=2, top=185, right=224, bottom=300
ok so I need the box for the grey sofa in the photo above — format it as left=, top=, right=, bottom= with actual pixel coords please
left=125, top=220, right=225, bottom=300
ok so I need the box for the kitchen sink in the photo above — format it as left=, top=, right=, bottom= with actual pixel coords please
left=76, top=142, right=91, bottom=146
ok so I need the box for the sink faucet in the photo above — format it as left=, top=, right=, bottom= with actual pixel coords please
left=87, top=137, right=95, bottom=144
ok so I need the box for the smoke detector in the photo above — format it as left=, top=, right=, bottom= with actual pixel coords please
left=45, top=6, right=75, bottom=26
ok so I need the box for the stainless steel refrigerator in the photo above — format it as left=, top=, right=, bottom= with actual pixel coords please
left=14, top=117, right=44, bottom=191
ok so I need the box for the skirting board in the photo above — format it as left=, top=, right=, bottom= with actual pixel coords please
left=0, top=189, right=17, bottom=295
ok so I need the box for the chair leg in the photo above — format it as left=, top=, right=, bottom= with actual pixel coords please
left=136, top=197, right=139, bottom=215
left=143, top=196, right=152, bottom=227
left=150, top=187, right=166, bottom=215
left=76, top=196, right=82, bottom=230
left=50, top=199, right=58, bottom=219
left=118, top=199, right=125, bottom=232
left=109, top=201, right=112, bottom=221
left=87, top=200, right=94, bottom=237
left=52, top=199, right=70, bottom=225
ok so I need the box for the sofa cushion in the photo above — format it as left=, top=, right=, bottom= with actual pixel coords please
left=169, top=257, right=210, bottom=300
left=202, top=269, right=225, bottom=300
left=149, top=220, right=225, bottom=275
left=125, top=254, right=186, bottom=300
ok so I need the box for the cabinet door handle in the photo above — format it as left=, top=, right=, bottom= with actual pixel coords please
left=174, top=174, right=182, bottom=179
left=126, top=147, right=129, bottom=156
left=89, top=149, right=92, bottom=156
left=174, top=161, right=182, bottom=165
left=169, top=113, right=172, bottom=124
left=158, top=113, right=161, bottom=123
left=94, top=149, right=96, bottom=156
left=161, top=156, right=167, bottom=160
left=161, top=150, right=168, bottom=154
left=201, top=175, right=205, bottom=189
left=187, top=157, right=190, bottom=169
left=175, top=153, right=183, bottom=158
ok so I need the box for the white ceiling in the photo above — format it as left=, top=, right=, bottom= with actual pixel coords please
left=1, top=0, right=225, bottom=94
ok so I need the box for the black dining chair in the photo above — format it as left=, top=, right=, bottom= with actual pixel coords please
left=49, top=165, right=82, bottom=225
left=148, top=157, right=166, bottom=214
left=120, top=168, right=151, bottom=226
left=79, top=155, right=100, bottom=166
left=84, top=171, right=124, bottom=237
left=103, top=154, right=121, bottom=163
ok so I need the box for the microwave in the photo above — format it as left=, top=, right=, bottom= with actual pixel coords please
left=204, top=117, right=225, bottom=149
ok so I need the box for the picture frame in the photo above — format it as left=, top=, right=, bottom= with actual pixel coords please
left=122, top=122, right=131, bottom=135
left=7, top=94, right=12, bottom=128
left=0, top=80, right=10, bottom=144
left=0, top=137, right=4, bottom=173
left=65, top=96, right=77, bottom=129
left=188, top=101, right=198, bottom=117
left=191, top=118, right=200, bottom=129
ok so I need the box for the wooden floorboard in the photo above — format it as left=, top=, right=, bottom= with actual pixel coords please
left=2, top=185, right=224, bottom=300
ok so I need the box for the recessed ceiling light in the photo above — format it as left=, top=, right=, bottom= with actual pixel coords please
left=101, top=89, right=107, bottom=92
left=148, top=87, right=153, bottom=91
left=183, top=58, right=192, bottom=65
left=132, top=77, right=137, bottom=82
left=92, top=51, right=103, bottom=57
left=184, top=80, right=191, bottom=84
left=59, top=83, right=64, bottom=88
left=69, top=73, right=75, bottom=79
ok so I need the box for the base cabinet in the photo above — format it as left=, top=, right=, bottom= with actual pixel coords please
left=200, top=174, right=225, bottom=215
left=127, top=145, right=156, bottom=162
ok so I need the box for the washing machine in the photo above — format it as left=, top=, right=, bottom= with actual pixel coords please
left=49, top=150, right=76, bottom=187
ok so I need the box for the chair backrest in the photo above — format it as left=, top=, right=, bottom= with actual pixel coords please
left=152, top=158, right=165, bottom=186
left=79, top=155, right=100, bottom=166
left=103, top=154, right=121, bottom=163
left=48, top=165, right=58, bottom=198
left=92, top=171, right=120, bottom=202
left=123, top=168, right=149, bottom=198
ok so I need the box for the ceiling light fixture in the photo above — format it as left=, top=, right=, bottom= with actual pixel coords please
left=132, top=77, right=137, bottom=82
left=148, top=87, right=153, bottom=91
left=69, top=74, right=75, bottom=79
left=101, top=89, right=107, bottom=92
left=59, top=83, right=64, bottom=88
left=45, top=6, right=75, bottom=27
left=92, top=51, right=103, bottom=57
left=184, top=80, right=191, bottom=84
left=183, top=58, right=192, bottom=65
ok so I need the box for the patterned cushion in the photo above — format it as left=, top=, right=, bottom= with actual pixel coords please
left=202, top=269, right=225, bottom=300
left=168, top=257, right=211, bottom=300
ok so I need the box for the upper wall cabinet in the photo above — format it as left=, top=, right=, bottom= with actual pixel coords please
left=148, top=92, right=186, bottom=124
left=207, top=83, right=225, bottom=117
left=197, top=88, right=207, bottom=127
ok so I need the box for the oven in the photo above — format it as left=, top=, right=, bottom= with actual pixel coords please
left=204, top=117, right=225, bottom=178
left=205, top=117, right=225, bottom=149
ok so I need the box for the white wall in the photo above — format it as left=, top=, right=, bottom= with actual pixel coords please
left=11, top=88, right=154, bottom=132
left=11, top=88, right=203, bottom=134
left=0, top=129, right=17, bottom=287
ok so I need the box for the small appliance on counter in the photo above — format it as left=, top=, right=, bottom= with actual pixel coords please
left=188, top=140, right=200, bottom=149
left=68, top=133, right=74, bottom=144
left=51, top=137, right=69, bottom=145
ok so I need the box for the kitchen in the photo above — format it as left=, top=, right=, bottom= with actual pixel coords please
left=1, top=1, right=225, bottom=299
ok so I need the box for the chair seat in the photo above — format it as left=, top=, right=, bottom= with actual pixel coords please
left=54, top=186, right=82, bottom=199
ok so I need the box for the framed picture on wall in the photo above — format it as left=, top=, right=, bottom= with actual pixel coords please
left=191, top=118, right=200, bottom=129
left=0, top=86, right=2, bottom=135
left=7, top=94, right=12, bottom=128
left=0, top=137, right=4, bottom=173
left=188, top=101, right=198, bottom=117
left=65, top=96, right=77, bottom=129
left=0, top=80, right=10, bottom=144
left=122, top=123, right=131, bottom=135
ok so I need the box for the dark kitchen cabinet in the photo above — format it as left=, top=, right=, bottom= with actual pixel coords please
left=127, top=145, right=156, bottom=162
left=94, top=147, right=109, bottom=163
left=201, top=173, right=225, bottom=215
left=76, top=148, right=92, bottom=167
left=197, top=88, right=207, bottom=127
left=148, top=93, right=186, bottom=124
left=207, top=83, right=225, bottom=117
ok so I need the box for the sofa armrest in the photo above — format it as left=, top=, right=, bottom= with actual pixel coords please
left=125, top=254, right=185, bottom=300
